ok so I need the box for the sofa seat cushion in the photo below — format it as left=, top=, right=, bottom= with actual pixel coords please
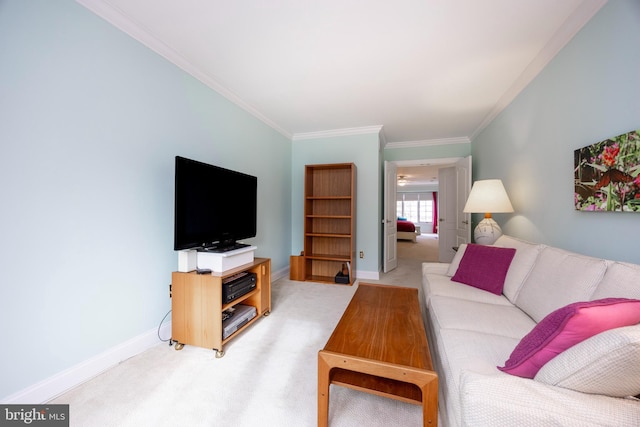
left=429, top=296, right=536, bottom=339
left=535, top=324, right=640, bottom=397
left=459, top=370, right=640, bottom=427
left=515, top=246, right=607, bottom=322
left=422, top=261, right=449, bottom=276
left=435, top=328, right=521, bottom=427
left=423, top=268, right=513, bottom=306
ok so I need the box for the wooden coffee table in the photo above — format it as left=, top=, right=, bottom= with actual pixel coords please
left=318, top=283, right=438, bottom=426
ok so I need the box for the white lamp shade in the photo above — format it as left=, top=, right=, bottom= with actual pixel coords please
left=463, top=179, right=514, bottom=214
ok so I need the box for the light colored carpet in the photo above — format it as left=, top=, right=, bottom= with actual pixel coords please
left=362, top=233, right=438, bottom=291
left=50, top=279, right=425, bottom=426
left=397, top=233, right=439, bottom=262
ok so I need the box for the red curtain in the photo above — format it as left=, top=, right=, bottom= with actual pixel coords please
left=432, top=191, right=438, bottom=233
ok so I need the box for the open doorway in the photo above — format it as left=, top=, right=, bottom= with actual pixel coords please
left=391, top=158, right=461, bottom=263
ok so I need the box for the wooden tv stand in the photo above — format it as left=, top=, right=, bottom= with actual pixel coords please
left=171, top=257, right=271, bottom=357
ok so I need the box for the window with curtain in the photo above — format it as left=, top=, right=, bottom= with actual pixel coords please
left=397, top=192, right=433, bottom=223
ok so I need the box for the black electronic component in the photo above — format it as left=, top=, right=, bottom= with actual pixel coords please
left=222, top=271, right=257, bottom=303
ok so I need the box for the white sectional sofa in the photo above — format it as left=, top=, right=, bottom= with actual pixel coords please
left=421, top=235, right=640, bottom=427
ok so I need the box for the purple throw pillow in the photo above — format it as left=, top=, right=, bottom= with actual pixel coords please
left=451, top=244, right=516, bottom=295
left=498, top=298, right=640, bottom=378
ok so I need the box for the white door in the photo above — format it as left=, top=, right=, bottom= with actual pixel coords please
left=383, top=161, right=398, bottom=272
left=438, top=157, right=472, bottom=262
left=456, top=156, right=472, bottom=246
left=438, top=166, right=457, bottom=262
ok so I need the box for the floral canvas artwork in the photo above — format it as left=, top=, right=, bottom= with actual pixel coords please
left=574, top=130, right=640, bottom=212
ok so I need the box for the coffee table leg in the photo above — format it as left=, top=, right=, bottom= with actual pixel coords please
left=419, top=374, right=439, bottom=426
left=318, top=351, right=330, bottom=427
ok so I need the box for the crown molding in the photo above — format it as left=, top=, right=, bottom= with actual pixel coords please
left=385, top=137, right=471, bottom=149
left=77, top=0, right=606, bottom=146
left=76, top=0, right=292, bottom=140
left=292, top=125, right=384, bottom=141
left=470, top=0, right=607, bottom=140
left=378, top=128, right=388, bottom=151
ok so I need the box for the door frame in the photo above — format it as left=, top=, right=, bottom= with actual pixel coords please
left=383, top=157, right=463, bottom=266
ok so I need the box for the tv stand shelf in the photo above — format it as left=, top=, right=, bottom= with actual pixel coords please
left=171, top=257, right=271, bottom=357
left=221, top=288, right=258, bottom=312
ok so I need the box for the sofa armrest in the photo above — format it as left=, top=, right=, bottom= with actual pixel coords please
left=459, top=371, right=640, bottom=427
left=422, top=262, right=449, bottom=275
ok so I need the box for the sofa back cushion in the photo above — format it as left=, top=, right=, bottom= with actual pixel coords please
left=492, top=235, right=543, bottom=303
left=534, top=324, right=640, bottom=397
left=515, top=247, right=607, bottom=322
left=446, top=243, right=467, bottom=276
left=591, top=261, right=640, bottom=300
left=498, top=298, right=640, bottom=378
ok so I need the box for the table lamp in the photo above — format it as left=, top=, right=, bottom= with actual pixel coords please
left=463, top=179, right=514, bottom=245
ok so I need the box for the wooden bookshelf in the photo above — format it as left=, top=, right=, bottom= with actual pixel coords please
left=303, top=163, right=356, bottom=284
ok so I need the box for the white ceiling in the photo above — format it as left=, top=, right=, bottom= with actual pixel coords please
left=79, top=0, right=605, bottom=144
left=397, top=164, right=443, bottom=188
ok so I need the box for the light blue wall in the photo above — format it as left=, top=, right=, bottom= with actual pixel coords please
left=383, top=143, right=471, bottom=163
left=292, top=134, right=381, bottom=275
left=472, top=0, right=640, bottom=263
left=0, top=1, right=291, bottom=399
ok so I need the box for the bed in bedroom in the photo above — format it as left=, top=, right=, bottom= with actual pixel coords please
left=397, top=219, right=419, bottom=242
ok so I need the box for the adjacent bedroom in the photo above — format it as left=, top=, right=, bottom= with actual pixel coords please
left=396, top=169, right=439, bottom=262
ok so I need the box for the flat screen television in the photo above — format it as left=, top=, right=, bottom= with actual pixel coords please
left=174, top=156, right=257, bottom=252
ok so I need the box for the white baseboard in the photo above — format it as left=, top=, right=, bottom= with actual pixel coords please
left=3, top=269, right=287, bottom=404
left=356, top=270, right=380, bottom=281
left=2, top=322, right=172, bottom=404
left=272, top=266, right=289, bottom=282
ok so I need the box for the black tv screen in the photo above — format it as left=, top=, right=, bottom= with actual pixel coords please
left=174, top=156, right=257, bottom=251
